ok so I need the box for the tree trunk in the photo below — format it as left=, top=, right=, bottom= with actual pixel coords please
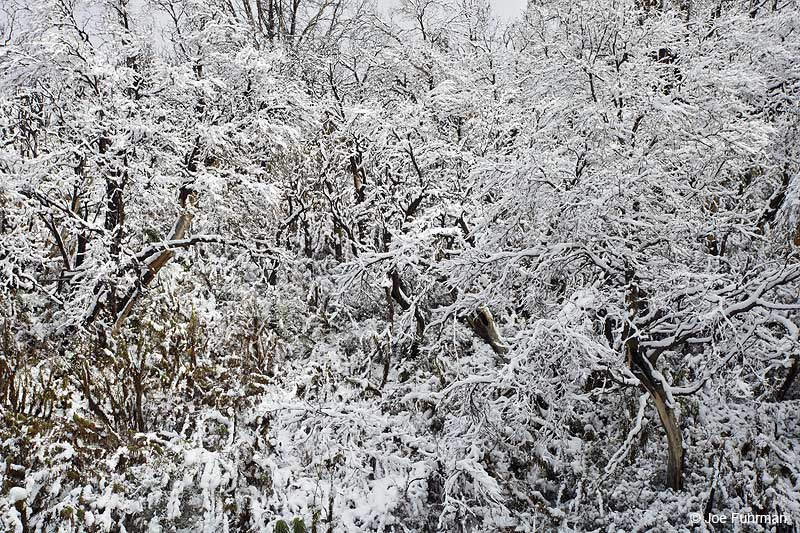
left=467, top=305, right=509, bottom=356
left=625, top=274, right=684, bottom=490
left=111, top=185, right=196, bottom=334
left=629, top=345, right=684, bottom=490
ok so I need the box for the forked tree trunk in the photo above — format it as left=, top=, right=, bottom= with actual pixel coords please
left=625, top=276, right=684, bottom=490
left=111, top=186, right=196, bottom=334
left=467, top=305, right=509, bottom=356
left=628, top=340, right=684, bottom=490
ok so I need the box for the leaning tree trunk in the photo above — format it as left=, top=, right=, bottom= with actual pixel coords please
left=467, top=305, right=509, bottom=356
left=627, top=338, right=684, bottom=490
left=625, top=276, right=684, bottom=490
left=111, top=184, right=196, bottom=334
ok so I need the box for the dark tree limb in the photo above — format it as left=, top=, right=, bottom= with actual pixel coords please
left=625, top=270, right=684, bottom=490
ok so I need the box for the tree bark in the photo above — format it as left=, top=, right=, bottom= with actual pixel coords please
left=111, top=185, right=196, bottom=334
left=625, top=274, right=684, bottom=490
left=629, top=343, right=684, bottom=490
left=467, top=305, right=509, bottom=356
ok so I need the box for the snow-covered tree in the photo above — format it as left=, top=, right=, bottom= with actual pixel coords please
left=1, top=0, right=799, bottom=530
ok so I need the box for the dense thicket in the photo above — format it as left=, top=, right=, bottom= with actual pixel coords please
left=1, top=0, right=799, bottom=531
